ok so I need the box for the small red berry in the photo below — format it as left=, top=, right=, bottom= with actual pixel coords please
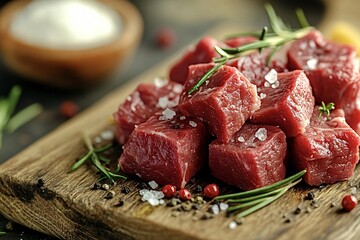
left=203, top=184, right=220, bottom=199
left=178, top=188, right=191, bottom=201
left=60, top=101, right=78, bottom=118
left=161, top=184, right=177, bottom=198
left=155, top=28, right=176, bottom=49
left=342, top=195, right=358, bottom=212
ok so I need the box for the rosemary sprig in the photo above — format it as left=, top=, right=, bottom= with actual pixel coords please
left=318, top=101, right=335, bottom=118
left=296, top=8, right=310, bottom=28
left=70, top=133, right=126, bottom=183
left=0, top=86, right=42, bottom=149
left=215, top=170, right=306, bottom=219
left=188, top=4, right=313, bottom=95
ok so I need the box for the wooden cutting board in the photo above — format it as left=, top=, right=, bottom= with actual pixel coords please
left=1, top=22, right=360, bottom=240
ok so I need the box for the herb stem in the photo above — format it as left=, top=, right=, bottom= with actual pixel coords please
left=188, top=60, right=226, bottom=95
left=264, top=3, right=283, bottom=35
left=70, top=133, right=126, bottom=183
left=235, top=186, right=288, bottom=219
left=94, top=143, right=113, bottom=153
left=227, top=186, right=285, bottom=203
left=215, top=170, right=306, bottom=200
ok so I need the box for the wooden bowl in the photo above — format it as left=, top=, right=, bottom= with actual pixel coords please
left=0, top=0, right=143, bottom=89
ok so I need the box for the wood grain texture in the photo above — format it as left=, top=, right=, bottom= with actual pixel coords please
left=1, top=24, right=360, bottom=240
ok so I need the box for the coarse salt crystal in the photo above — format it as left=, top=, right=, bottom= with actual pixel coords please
left=219, top=202, right=229, bottom=211
left=94, top=136, right=102, bottom=143
left=264, top=81, right=270, bottom=88
left=151, top=190, right=165, bottom=199
left=172, top=84, right=183, bottom=94
left=159, top=108, right=176, bottom=120
left=139, top=189, right=149, bottom=196
left=271, top=81, right=279, bottom=89
left=228, top=221, right=238, bottom=229
left=211, top=204, right=220, bottom=215
left=264, top=69, right=278, bottom=84
left=309, top=40, right=316, bottom=48
left=148, top=180, right=158, bottom=189
left=154, top=77, right=168, bottom=88
left=255, top=128, right=267, bottom=141
left=157, top=96, right=169, bottom=109
left=307, top=58, right=318, bottom=70
left=180, top=116, right=186, bottom=120
left=260, top=93, right=267, bottom=99
left=237, top=136, right=245, bottom=142
left=189, top=121, right=197, bottom=127
left=205, top=80, right=210, bottom=85
left=100, top=130, right=114, bottom=140
left=130, top=102, right=137, bottom=112
left=159, top=199, right=165, bottom=205
left=142, top=191, right=155, bottom=201
left=126, top=95, right=132, bottom=101
left=148, top=198, right=160, bottom=206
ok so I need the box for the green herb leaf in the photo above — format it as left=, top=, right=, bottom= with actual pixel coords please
left=318, top=101, right=335, bottom=118
left=70, top=133, right=127, bottom=183
left=296, top=8, right=310, bottom=28
left=0, top=231, right=6, bottom=236
left=215, top=170, right=306, bottom=200
left=0, top=86, right=42, bottom=149
left=5, top=103, right=43, bottom=133
left=219, top=174, right=303, bottom=220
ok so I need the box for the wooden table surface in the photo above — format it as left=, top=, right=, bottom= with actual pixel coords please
left=0, top=0, right=335, bottom=239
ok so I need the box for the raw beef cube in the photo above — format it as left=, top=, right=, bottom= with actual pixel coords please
left=251, top=70, right=314, bottom=137
left=338, top=80, right=360, bottom=135
left=169, top=36, right=223, bottom=84
left=209, top=124, right=287, bottom=190
left=119, top=111, right=207, bottom=188
left=223, top=36, right=257, bottom=47
left=287, top=30, right=359, bottom=104
left=113, top=80, right=183, bottom=145
left=179, top=63, right=261, bottom=143
left=227, top=49, right=288, bottom=87
left=291, top=108, right=360, bottom=186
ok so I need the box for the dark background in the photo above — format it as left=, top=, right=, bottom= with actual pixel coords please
left=0, top=0, right=324, bottom=239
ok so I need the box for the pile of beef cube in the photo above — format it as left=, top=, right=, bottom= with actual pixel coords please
left=114, top=30, right=360, bottom=190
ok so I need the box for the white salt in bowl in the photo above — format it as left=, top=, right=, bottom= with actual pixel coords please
left=0, top=0, right=143, bottom=89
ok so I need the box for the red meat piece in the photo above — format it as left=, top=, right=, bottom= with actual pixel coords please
left=287, top=30, right=359, bottom=104
left=291, top=108, right=360, bottom=186
left=113, top=80, right=183, bottom=145
left=179, top=63, right=260, bottom=143
left=119, top=111, right=207, bottom=188
left=209, top=124, right=287, bottom=190
left=338, top=80, right=360, bottom=135
left=223, top=36, right=257, bottom=47
left=227, top=49, right=288, bottom=87
left=169, top=36, right=223, bottom=84
left=251, top=70, right=314, bottom=137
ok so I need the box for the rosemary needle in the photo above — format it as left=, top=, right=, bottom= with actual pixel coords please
left=215, top=171, right=305, bottom=219
left=70, top=133, right=126, bottom=183
left=0, top=86, right=42, bottom=149
left=215, top=170, right=306, bottom=200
